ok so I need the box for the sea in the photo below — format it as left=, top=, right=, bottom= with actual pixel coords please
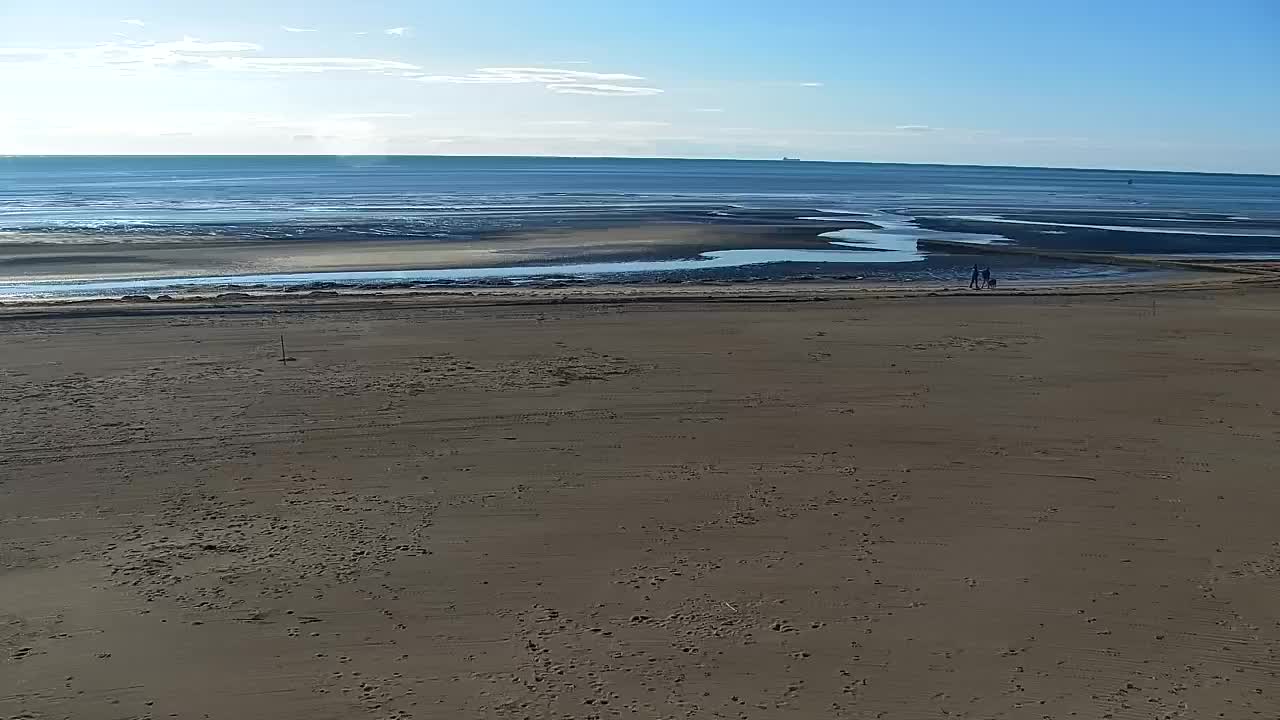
left=2, top=156, right=1279, bottom=299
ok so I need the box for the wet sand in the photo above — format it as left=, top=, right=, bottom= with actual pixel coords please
left=3, top=282, right=1280, bottom=719
left=8, top=206, right=1276, bottom=297
left=0, top=222, right=862, bottom=282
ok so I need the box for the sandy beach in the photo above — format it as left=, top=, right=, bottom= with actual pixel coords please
left=3, top=280, right=1280, bottom=719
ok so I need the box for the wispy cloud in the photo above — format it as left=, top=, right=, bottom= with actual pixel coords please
left=213, top=56, right=419, bottom=73
left=550, top=84, right=662, bottom=97
left=120, top=19, right=145, bottom=27
left=418, top=67, right=642, bottom=84
left=0, top=37, right=420, bottom=75
left=0, top=38, right=262, bottom=68
left=331, top=112, right=414, bottom=120
left=527, top=120, right=593, bottom=126
left=694, top=108, right=724, bottom=113
left=896, top=125, right=938, bottom=132
left=0, top=48, right=61, bottom=62
left=418, top=67, right=661, bottom=96
left=528, top=120, right=671, bottom=128
left=402, top=128, right=706, bottom=155
left=800, top=82, right=823, bottom=87
left=281, top=26, right=316, bottom=33
left=0, top=41, right=660, bottom=97
left=384, top=27, right=411, bottom=37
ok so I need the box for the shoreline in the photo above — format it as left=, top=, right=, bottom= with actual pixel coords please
left=8, top=238, right=1277, bottom=308
left=0, top=233, right=1275, bottom=314
left=3, top=268, right=1275, bottom=320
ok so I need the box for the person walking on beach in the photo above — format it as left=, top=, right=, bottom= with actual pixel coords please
left=970, top=264, right=981, bottom=289
left=981, top=266, right=991, bottom=289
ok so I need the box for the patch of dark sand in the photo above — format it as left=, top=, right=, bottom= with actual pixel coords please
left=0, top=254, right=153, bottom=267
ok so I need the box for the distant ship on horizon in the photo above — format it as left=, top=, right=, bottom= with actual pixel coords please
left=781, top=157, right=801, bottom=162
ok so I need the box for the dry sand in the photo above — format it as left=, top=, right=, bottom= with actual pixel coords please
left=2, top=282, right=1280, bottom=719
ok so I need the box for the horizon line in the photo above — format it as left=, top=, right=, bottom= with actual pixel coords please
left=1, top=153, right=1276, bottom=179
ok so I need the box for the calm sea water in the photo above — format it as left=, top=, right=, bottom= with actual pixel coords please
left=1, top=156, right=1278, bottom=297
left=4, top=156, right=1278, bottom=235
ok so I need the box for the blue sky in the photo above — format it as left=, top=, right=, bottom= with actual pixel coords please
left=1, top=1, right=1276, bottom=172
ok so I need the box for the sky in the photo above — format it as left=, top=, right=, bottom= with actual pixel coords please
left=0, top=1, right=1277, bottom=173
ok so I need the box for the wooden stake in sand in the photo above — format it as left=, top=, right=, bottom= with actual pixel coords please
left=278, top=335, right=295, bottom=365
